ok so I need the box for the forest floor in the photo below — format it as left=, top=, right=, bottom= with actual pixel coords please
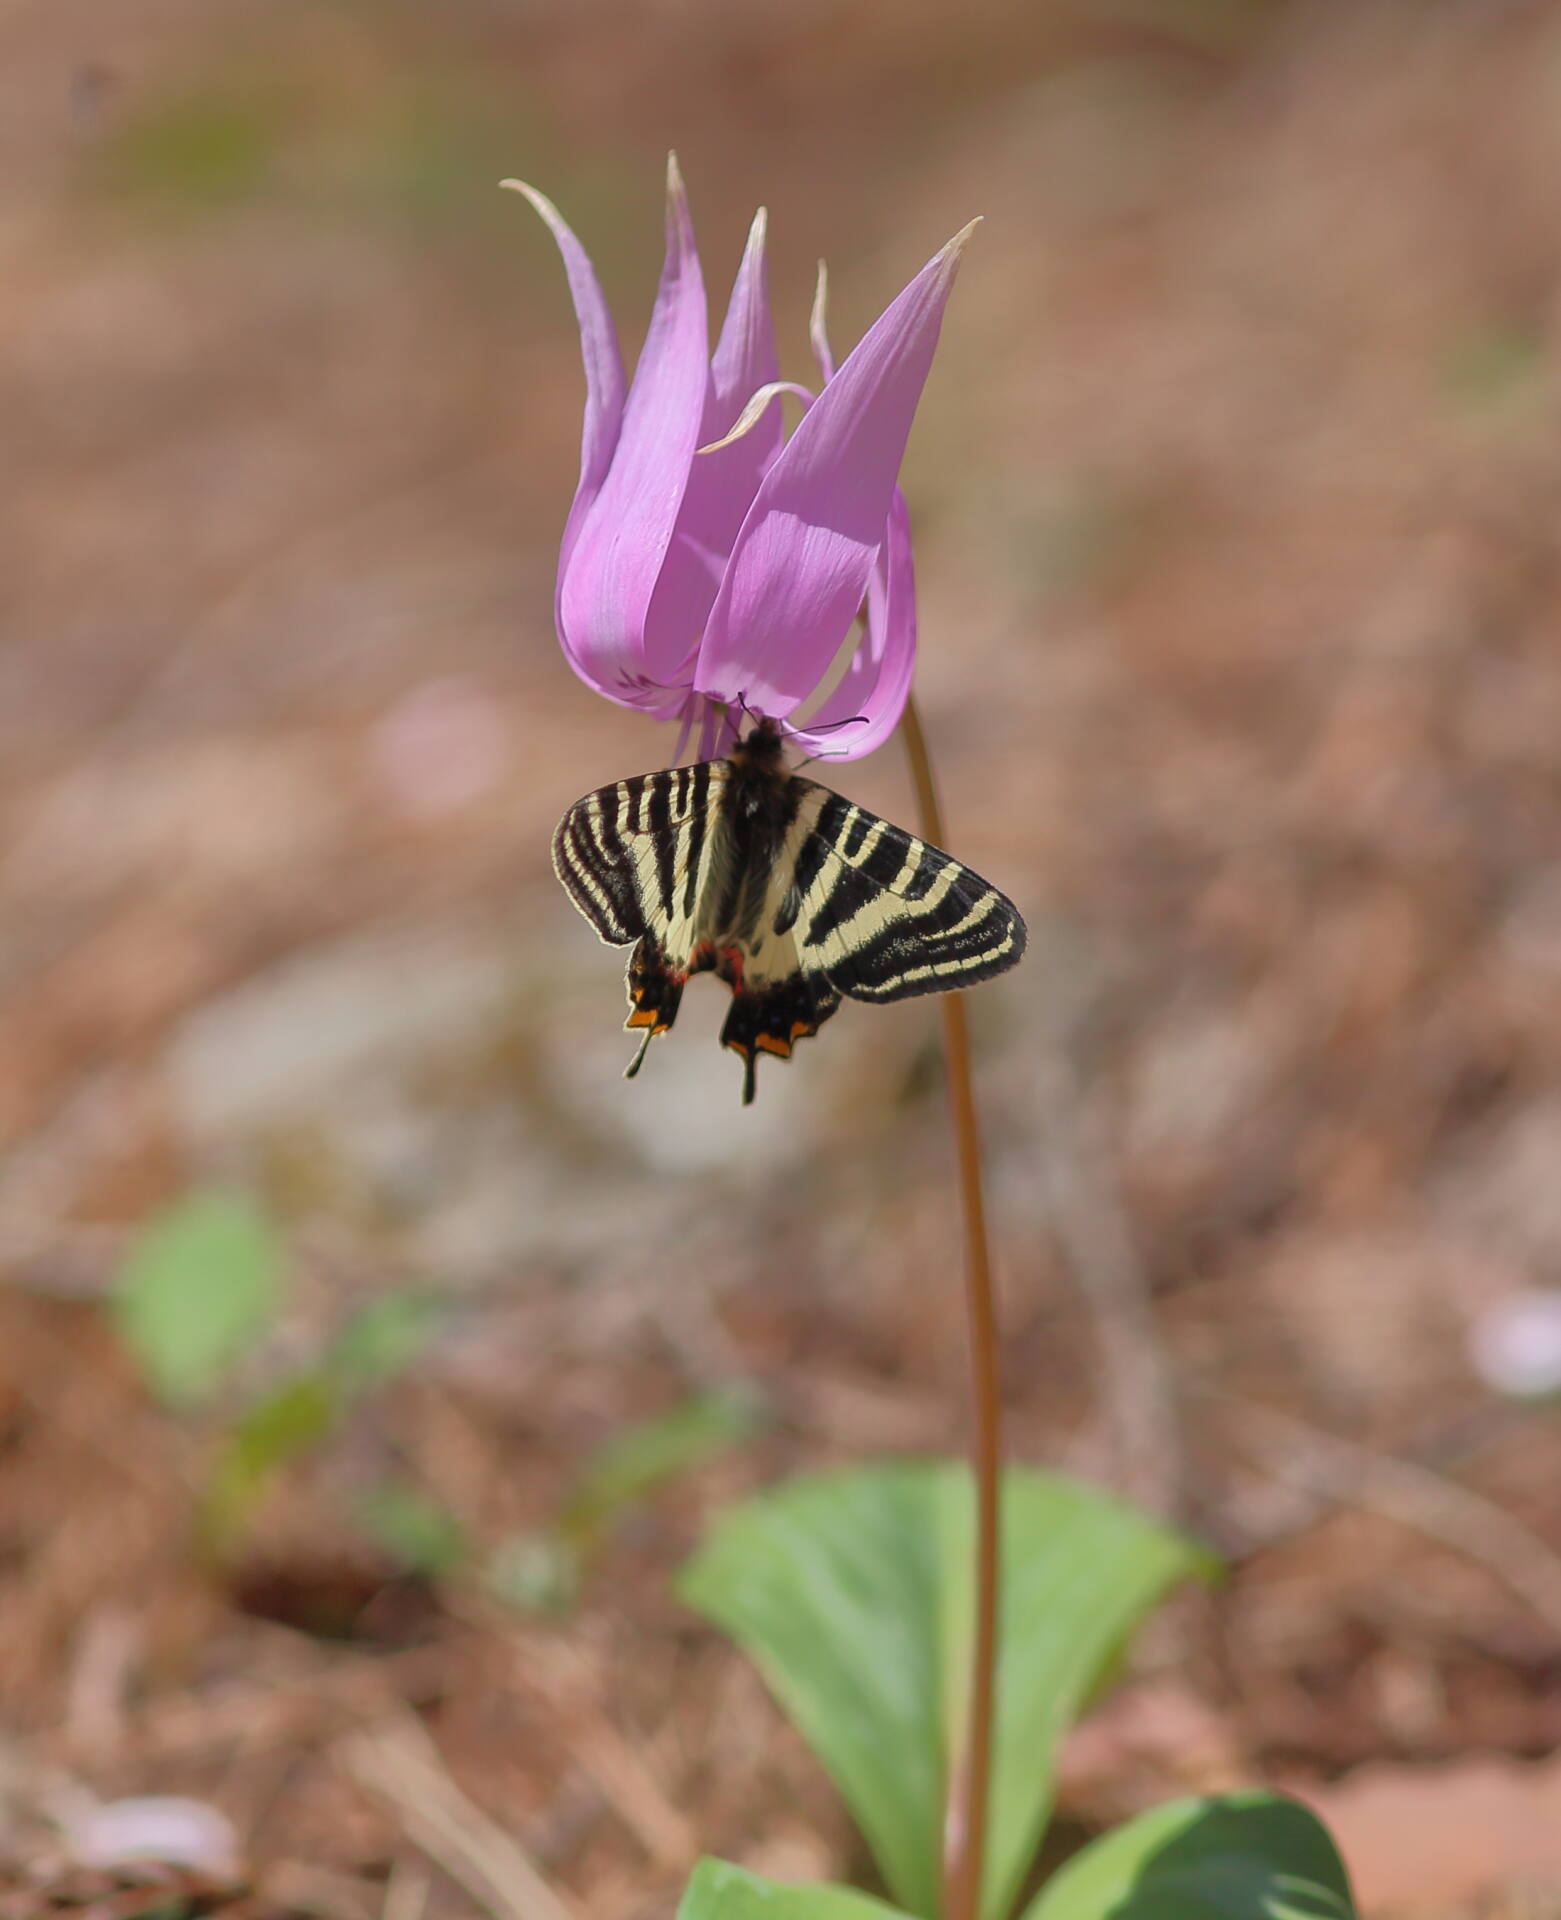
left=4, top=2, right=1561, bottom=1915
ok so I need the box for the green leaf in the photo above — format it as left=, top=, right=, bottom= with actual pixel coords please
left=115, top=1191, right=284, bottom=1406
left=1023, top=1793, right=1357, bottom=1920
left=203, top=1371, right=338, bottom=1547
left=354, top=1482, right=467, bottom=1576
left=564, top=1386, right=765, bottom=1537
left=485, top=1531, right=580, bottom=1616
left=485, top=1388, right=763, bottom=1614
left=1443, top=322, right=1546, bottom=411
left=329, top=1290, right=443, bottom=1395
left=103, top=87, right=282, bottom=213
left=680, top=1464, right=1210, bottom=1920
left=677, top=1860, right=911, bottom=1920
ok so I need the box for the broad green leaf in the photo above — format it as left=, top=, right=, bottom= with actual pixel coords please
left=684, top=1467, right=942, bottom=1917
left=677, top=1860, right=910, bottom=1920
left=115, top=1191, right=284, bottom=1405
left=680, top=1464, right=1209, bottom=1920
left=1024, top=1793, right=1357, bottom=1920
left=564, top=1386, right=765, bottom=1536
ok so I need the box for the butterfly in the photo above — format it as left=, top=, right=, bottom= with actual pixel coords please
left=552, top=718, right=1027, bottom=1104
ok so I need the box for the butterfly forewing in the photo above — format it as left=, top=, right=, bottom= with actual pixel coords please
left=776, top=785, right=1026, bottom=1002
left=551, top=762, right=728, bottom=962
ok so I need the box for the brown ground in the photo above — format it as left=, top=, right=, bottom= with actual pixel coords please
left=4, top=1, right=1561, bottom=1915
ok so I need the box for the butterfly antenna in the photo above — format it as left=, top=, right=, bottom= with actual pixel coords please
left=734, top=690, right=765, bottom=743
left=624, top=1028, right=657, bottom=1080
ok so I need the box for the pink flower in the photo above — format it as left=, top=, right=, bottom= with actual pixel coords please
left=506, top=157, right=974, bottom=761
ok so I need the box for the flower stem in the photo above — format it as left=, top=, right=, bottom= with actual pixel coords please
left=900, top=695, right=1002, bottom=1920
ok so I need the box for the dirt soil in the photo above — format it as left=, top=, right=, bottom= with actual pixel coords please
left=3, top=2, right=1561, bottom=1916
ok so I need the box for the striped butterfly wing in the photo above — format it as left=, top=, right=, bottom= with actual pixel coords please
left=553, top=747, right=1025, bottom=1104
left=553, top=761, right=733, bottom=1073
left=552, top=760, right=726, bottom=957
left=777, top=783, right=1027, bottom=1002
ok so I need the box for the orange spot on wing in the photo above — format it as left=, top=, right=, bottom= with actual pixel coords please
left=789, top=1020, right=815, bottom=1041
left=626, top=1007, right=658, bottom=1029
left=756, top=1034, right=792, bottom=1058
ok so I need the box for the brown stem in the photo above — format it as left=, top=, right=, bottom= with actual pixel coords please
left=900, top=694, right=1002, bottom=1920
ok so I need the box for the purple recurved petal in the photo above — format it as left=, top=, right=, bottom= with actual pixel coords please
left=789, top=487, right=916, bottom=760
left=503, top=178, right=627, bottom=672
left=644, top=206, right=781, bottom=680
left=694, top=221, right=976, bottom=718
left=558, top=156, right=712, bottom=705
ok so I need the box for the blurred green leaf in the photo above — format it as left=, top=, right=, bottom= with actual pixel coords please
left=681, top=1464, right=1211, bottom=1920
left=564, top=1386, right=765, bottom=1538
left=100, top=87, right=283, bottom=213
left=329, top=1290, right=443, bottom=1395
left=677, top=1860, right=910, bottom=1920
left=204, top=1371, right=337, bottom=1546
left=191, top=1284, right=437, bottom=1556
left=373, top=82, right=528, bottom=224
left=355, top=1481, right=466, bottom=1576
left=1443, top=322, right=1546, bottom=410
left=115, top=1191, right=284, bottom=1407
left=484, top=1389, right=761, bottom=1619
left=485, top=1531, right=580, bottom=1616
left=1023, top=1792, right=1357, bottom=1920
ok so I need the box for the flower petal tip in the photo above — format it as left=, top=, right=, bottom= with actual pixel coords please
left=663, top=151, right=695, bottom=246
left=695, top=379, right=813, bottom=456
left=809, top=258, right=834, bottom=381
left=940, top=216, right=983, bottom=268
left=499, top=177, right=560, bottom=225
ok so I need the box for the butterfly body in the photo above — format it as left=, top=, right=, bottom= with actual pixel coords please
left=553, top=720, right=1025, bottom=1104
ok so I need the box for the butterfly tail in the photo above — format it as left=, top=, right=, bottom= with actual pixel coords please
left=719, top=975, right=842, bottom=1105
left=622, top=936, right=691, bottom=1081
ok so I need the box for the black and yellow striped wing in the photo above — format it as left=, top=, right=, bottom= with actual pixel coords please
left=552, top=749, right=1025, bottom=1103
left=551, top=761, right=726, bottom=962
left=772, top=785, right=1027, bottom=1003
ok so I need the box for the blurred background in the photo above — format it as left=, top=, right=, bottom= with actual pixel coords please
left=4, top=0, right=1561, bottom=1913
